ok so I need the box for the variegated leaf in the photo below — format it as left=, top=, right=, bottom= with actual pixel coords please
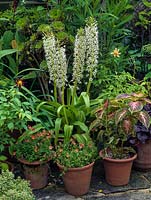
left=128, top=101, right=143, bottom=113
left=122, top=119, right=132, bottom=134
left=104, top=99, right=109, bottom=109
left=116, top=93, right=131, bottom=99
left=131, top=93, right=145, bottom=98
left=115, top=109, right=127, bottom=125
left=138, top=111, right=150, bottom=129
left=144, top=98, right=151, bottom=104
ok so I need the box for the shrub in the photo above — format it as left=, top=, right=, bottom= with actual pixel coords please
left=0, top=170, right=35, bottom=200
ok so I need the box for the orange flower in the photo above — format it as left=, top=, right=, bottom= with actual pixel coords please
left=75, top=149, right=79, bottom=153
left=79, top=143, right=84, bottom=149
left=34, top=146, right=38, bottom=152
left=49, top=145, right=53, bottom=150
left=66, top=153, right=70, bottom=158
left=31, top=135, right=36, bottom=140
left=111, top=48, right=121, bottom=57
left=59, top=149, right=63, bottom=153
left=16, top=79, right=23, bottom=88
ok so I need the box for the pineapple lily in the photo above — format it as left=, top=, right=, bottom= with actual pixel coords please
left=42, top=17, right=99, bottom=146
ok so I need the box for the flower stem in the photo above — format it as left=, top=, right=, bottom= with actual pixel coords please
left=86, top=69, right=93, bottom=94
left=54, top=80, right=57, bottom=102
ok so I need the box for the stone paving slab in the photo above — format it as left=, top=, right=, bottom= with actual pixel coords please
left=33, top=160, right=151, bottom=200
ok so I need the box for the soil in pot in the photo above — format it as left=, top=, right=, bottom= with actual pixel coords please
left=58, top=162, right=94, bottom=196
left=100, top=151, right=137, bottom=186
left=134, top=140, right=151, bottom=170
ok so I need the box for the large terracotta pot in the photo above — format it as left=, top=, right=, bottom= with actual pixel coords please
left=99, top=151, right=137, bottom=186
left=134, top=140, right=151, bottom=170
left=58, top=162, right=94, bottom=196
left=18, top=158, right=49, bottom=189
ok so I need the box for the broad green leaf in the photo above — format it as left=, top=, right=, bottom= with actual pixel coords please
left=0, top=49, right=17, bottom=60
left=55, top=118, right=62, bottom=146
left=0, top=155, right=7, bottom=161
left=142, top=0, right=151, bottom=7
left=73, top=121, right=89, bottom=133
left=57, top=105, right=65, bottom=116
left=7, top=122, right=14, bottom=130
left=78, top=92, right=90, bottom=107
left=64, top=124, right=73, bottom=144
left=73, top=133, right=91, bottom=144
left=0, top=162, right=9, bottom=170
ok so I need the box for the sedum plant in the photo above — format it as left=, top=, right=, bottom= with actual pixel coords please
left=0, top=170, right=35, bottom=200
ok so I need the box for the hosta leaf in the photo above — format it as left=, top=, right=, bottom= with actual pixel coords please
left=128, top=101, right=143, bottom=113
left=115, top=109, right=127, bottom=125
left=138, top=111, right=150, bottom=129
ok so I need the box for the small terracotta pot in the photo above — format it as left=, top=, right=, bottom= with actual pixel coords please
left=19, top=158, right=49, bottom=189
left=99, top=151, right=137, bottom=186
left=58, top=162, right=94, bottom=196
left=134, top=140, right=151, bottom=170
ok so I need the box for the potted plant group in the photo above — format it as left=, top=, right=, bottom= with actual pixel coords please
left=55, top=137, right=97, bottom=196
left=91, top=93, right=151, bottom=186
left=10, top=124, right=55, bottom=189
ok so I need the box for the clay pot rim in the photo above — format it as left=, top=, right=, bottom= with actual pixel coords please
left=18, top=157, right=51, bottom=165
left=57, top=161, right=94, bottom=172
left=99, top=150, right=137, bottom=163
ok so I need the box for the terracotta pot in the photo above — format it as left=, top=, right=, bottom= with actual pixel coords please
left=99, top=151, right=137, bottom=186
left=19, top=158, right=49, bottom=189
left=58, top=162, right=94, bottom=196
left=134, top=140, right=151, bottom=170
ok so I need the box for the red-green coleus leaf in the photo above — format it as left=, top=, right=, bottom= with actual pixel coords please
left=128, top=101, right=143, bottom=113
left=138, top=111, right=150, bottom=129
left=144, top=98, right=151, bottom=104
left=122, top=119, right=133, bottom=134
left=131, top=93, right=145, bottom=98
left=115, top=109, right=128, bottom=125
left=116, top=93, right=131, bottom=99
left=104, top=99, right=109, bottom=109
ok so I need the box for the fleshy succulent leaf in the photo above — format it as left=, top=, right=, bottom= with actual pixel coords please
left=138, top=111, right=150, bottom=129
left=115, top=109, right=127, bottom=125
left=128, top=101, right=143, bottom=113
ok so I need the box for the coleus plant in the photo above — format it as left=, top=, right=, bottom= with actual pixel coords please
left=134, top=103, right=151, bottom=144
left=90, top=93, right=151, bottom=158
